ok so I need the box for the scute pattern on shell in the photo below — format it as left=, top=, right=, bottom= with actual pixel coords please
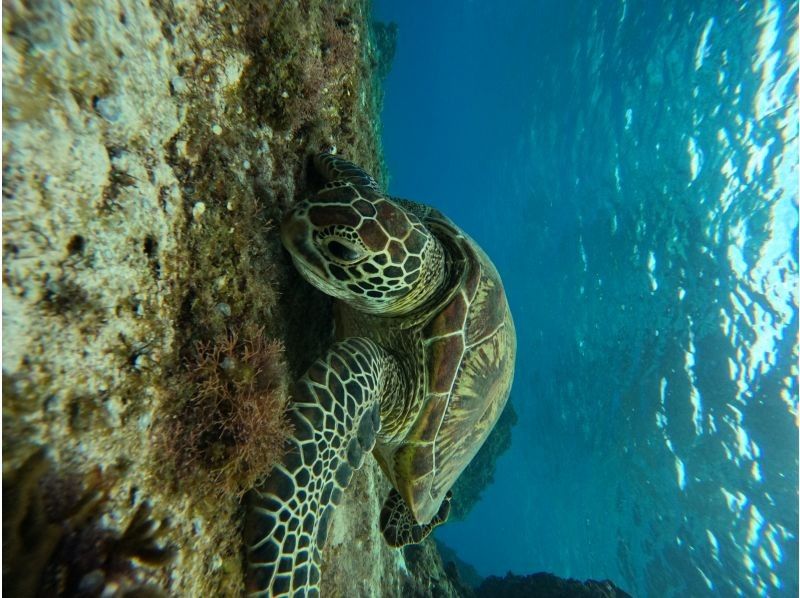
left=364, top=207, right=516, bottom=523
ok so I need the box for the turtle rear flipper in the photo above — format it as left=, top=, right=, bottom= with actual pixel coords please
left=244, top=337, right=391, bottom=597
left=379, top=489, right=452, bottom=548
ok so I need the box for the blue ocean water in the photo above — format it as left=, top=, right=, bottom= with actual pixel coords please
left=374, top=1, right=798, bottom=596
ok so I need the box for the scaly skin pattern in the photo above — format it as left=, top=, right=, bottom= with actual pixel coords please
left=244, top=337, right=389, bottom=597
left=244, top=153, right=516, bottom=596
left=280, top=154, right=446, bottom=318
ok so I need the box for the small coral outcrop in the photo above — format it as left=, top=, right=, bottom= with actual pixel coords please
left=2, top=450, right=175, bottom=597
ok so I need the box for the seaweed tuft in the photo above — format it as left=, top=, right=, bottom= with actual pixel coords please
left=158, top=327, right=291, bottom=500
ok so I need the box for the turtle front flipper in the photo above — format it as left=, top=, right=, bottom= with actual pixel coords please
left=244, top=337, right=394, bottom=597
left=313, top=151, right=382, bottom=195
left=379, top=489, right=452, bottom=548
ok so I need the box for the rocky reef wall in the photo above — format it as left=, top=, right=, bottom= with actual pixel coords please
left=1, top=0, right=456, bottom=595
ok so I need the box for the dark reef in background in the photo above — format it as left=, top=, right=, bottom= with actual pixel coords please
left=435, top=540, right=633, bottom=598
left=474, top=572, right=633, bottom=597
left=436, top=540, right=484, bottom=589
left=450, top=400, right=518, bottom=520
left=370, top=20, right=398, bottom=81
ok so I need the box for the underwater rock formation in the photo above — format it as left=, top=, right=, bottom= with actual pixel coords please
left=3, top=0, right=401, bottom=594
left=432, top=544, right=633, bottom=598
left=434, top=541, right=631, bottom=598
left=435, top=540, right=484, bottom=590
left=474, top=572, right=633, bottom=598
left=370, top=20, right=398, bottom=81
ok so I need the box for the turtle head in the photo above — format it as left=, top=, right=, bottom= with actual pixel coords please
left=281, top=193, right=443, bottom=315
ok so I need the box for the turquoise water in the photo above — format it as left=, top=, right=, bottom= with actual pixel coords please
left=374, top=1, right=798, bottom=596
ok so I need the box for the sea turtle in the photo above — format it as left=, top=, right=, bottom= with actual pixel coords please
left=244, top=152, right=516, bottom=596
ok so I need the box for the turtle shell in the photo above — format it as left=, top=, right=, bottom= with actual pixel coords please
left=371, top=208, right=516, bottom=523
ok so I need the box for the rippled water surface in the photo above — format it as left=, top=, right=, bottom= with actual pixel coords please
left=376, top=0, right=797, bottom=595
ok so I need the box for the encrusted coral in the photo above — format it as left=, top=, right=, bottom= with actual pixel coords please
left=2, top=450, right=175, bottom=597
left=159, top=327, right=291, bottom=500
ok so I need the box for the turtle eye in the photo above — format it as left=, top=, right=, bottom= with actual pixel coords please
left=324, top=239, right=364, bottom=263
